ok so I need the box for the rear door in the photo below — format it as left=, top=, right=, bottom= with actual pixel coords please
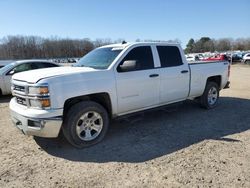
left=156, top=45, right=190, bottom=104
left=115, top=46, right=160, bottom=114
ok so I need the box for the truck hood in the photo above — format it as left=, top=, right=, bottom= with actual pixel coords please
left=12, top=66, right=97, bottom=83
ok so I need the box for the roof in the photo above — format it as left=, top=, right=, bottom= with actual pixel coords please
left=100, top=42, right=180, bottom=50
left=0, top=60, right=14, bottom=66
left=14, top=59, right=54, bottom=64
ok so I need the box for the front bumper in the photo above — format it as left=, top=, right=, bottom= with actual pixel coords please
left=10, top=98, right=62, bottom=138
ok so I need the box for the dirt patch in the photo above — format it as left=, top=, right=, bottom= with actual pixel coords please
left=0, top=65, right=250, bottom=187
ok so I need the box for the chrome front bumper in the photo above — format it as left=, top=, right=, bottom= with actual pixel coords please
left=10, top=109, right=62, bottom=138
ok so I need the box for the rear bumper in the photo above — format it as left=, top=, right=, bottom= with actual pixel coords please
left=9, top=98, right=62, bottom=138
left=224, top=81, right=230, bottom=89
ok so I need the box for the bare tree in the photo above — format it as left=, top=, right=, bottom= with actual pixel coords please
left=1, top=35, right=250, bottom=60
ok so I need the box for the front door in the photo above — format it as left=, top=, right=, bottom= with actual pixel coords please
left=115, top=46, right=160, bottom=114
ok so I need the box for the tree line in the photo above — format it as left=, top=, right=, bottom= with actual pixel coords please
left=185, top=37, right=250, bottom=54
left=0, top=35, right=250, bottom=59
left=0, top=36, right=117, bottom=60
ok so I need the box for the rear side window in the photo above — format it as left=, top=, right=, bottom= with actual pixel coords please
left=157, top=46, right=183, bottom=67
left=44, top=63, right=58, bottom=67
left=117, top=46, right=154, bottom=72
left=32, top=62, right=58, bottom=69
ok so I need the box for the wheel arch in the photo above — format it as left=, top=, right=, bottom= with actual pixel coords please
left=63, top=92, right=112, bottom=120
left=206, top=75, right=222, bottom=89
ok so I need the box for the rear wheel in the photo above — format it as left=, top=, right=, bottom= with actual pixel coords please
left=62, top=101, right=109, bottom=148
left=200, top=82, right=219, bottom=109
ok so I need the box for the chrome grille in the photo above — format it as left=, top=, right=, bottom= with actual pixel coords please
left=12, top=81, right=28, bottom=107
left=13, top=85, right=25, bottom=92
left=16, top=96, right=27, bottom=106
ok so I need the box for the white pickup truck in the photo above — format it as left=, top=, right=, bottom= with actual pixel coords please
left=10, top=42, right=230, bottom=148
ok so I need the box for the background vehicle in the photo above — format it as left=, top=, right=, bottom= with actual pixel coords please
left=231, top=53, right=242, bottom=62
left=10, top=42, right=230, bottom=148
left=242, top=53, right=250, bottom=64
left=0, top=60, right=59, bottom=96
left=185, top=54, right=200, bottom=62
left=203, top=54, right=229, bottom=62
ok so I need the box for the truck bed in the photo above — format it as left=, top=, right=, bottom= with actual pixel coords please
left=188, top=60, right=229, bottom=98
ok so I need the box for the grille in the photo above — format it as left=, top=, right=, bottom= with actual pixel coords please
left=13, top=85, right=25, bottom=92
left=16, top=96, right=27, bottom=106
left=12, top=83, right=27, bottom=106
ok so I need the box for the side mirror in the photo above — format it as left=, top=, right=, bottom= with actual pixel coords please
left=8, top=70, right=15, bottom=75
left=119, top=60, right=137, bottom=72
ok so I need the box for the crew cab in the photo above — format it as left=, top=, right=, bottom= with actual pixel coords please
left=9, top=42, right=230, bottom=148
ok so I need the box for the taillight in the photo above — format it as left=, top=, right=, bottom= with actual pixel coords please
left=228, top=64, right=231, bottom=78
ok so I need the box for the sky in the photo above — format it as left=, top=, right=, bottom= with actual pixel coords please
left=0, top=0, right=249, bottom=47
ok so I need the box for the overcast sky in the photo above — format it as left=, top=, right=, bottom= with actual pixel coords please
left=0, top=0, right=249, bottom=46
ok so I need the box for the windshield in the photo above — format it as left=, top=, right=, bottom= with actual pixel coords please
left=0, top=62, right=15, bottom=75
left=74, top=47, right=122, bottom=69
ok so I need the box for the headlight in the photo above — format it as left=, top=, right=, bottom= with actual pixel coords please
left=29, top=98, right=51, bottom=108
left=28, top=85, right=50, bottom=108
left=29, top=86, right=49, bottom=95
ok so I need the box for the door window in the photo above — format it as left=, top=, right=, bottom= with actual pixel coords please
left=31, top=62, right=58, bottom=69
left=117, top=46, right=154, bottom=72
left=8, top=63, right=32, bottom=75
left=157, top=46, right=183, bottom=67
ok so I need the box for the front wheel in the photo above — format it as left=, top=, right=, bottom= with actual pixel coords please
left=62, top=101, right=109, bottom=148
left=200, top=82, right=219, bottom=109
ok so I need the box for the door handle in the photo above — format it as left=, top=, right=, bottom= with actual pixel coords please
left=149, top=74, right=159, bottom=78
left=181, top=70, right=189, bottom=74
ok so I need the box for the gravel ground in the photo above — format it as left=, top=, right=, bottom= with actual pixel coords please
left=0, top=64, right=250, bottom=188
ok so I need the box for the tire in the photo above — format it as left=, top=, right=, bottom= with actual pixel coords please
left=245, top=60, right=250, bottom=65
left=200, top=82, right=219, bottom=109
left=62, top=101, right=109, bottom=148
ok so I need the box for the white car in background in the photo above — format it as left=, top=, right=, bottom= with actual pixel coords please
left=185, top=54, right=200, bottom=62
left=0, top=60, right=59, bottom=96
left=242, top=53, right=250, bottom=64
